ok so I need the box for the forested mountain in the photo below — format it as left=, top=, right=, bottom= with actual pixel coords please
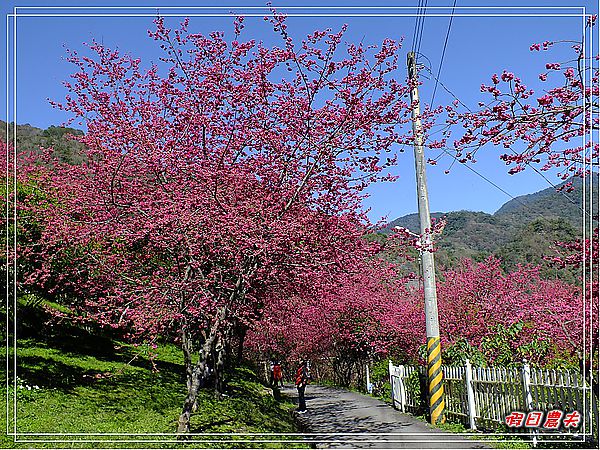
left=386, top=175, right=598, bottom=276
left=1, top=120, right=86, bottom=164
left=495, top=176, right=595, bottom=229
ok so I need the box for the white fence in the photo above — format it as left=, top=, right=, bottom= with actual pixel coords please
left=388, top=363, right=423, bottom=414
left=389, top=359, right=594, bottom=432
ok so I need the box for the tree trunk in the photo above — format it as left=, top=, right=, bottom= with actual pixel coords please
left=177, top=308, right=225, bottom=435
left=180, top=326, right=200, bottom=413
left=223, top=328, right=233, bottom=370
left=214, top=334, right=226, bottom=394
left=181, top=326, right=194, bottom=391
left=236, top=325, right=247, bottom=365
left=177, top=266, right=250, bottom=434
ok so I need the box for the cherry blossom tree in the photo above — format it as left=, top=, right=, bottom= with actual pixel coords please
left=434, top=257, right=587, bottom=366
left=452, top=17, right=598, bottom=190
left=247, top=256, right=422, bottom=384
left=1, top=143, right=54, bottom=304
left=249, top=251, right=586, bottom=377
left=26, top=13, right=418, bottom=433
left=547, top=229, right=599, bottom=375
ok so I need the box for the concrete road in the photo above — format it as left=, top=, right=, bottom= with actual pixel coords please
left=281, top=384, right=491, bottom=449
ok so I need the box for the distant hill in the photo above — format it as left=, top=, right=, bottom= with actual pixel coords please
left=1, top=120, right=86, bottom=164
left=385, top=175, right=598, bottom=275
left=494, top=176, right=594, bottom=229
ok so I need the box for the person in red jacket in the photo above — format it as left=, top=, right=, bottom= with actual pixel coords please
left=272, top=361, right=284, bottom=388
left=295, top=360, right=311, bottom=413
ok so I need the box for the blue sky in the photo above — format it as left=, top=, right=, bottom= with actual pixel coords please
left=2, top=0, right=597, bottom=223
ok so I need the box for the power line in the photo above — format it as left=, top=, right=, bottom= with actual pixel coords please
left=406, top=3, right=587, bottom=220
left=430, top=0, right=457, bottom=107
left=436, top=140, right=583, bottom=213
left=416, top=0, right=428, bottom=57
left=411, top=0, right=423, bottom=54
left=429, top=141, right=586, bottom=228
left=421, top=63, right=583, bottom=211
left=422, top=64, right=471, bottom=111
left=414, top=51, right=433, bottom=71
left=430, top=142, right=534, bottom=211
left=412, top=0, right=427, bottom=59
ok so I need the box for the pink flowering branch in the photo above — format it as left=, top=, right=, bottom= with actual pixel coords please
left=452, top=19, right=598, bottom=190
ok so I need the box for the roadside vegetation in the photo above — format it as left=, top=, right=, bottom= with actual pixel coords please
left=1, top=300, right=303, bottom=449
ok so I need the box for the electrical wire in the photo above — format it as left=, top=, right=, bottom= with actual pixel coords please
left=422, top=65, right=471, bottom=112
left=421, top=63, right=583, bottom=210
left=429, top=140, right=590, bottom=227
left=412, top=0, right=427, bottom=59
left=430, top=0, right=457, bottom=107
left=409, top=2, right=583, bottom=211
left=417, top=1, right=427, bottom=56
left=411, top=0, right=423, bottom=54
left=414, top=51, right=433, bottom=72
left=430, top=142, right=535, bottom=211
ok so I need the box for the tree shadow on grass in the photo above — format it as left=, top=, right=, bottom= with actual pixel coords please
left=16, top=304, right=120, bottom=360
left=189, top=416, right=236, bottom=433
left=17, top=315, right=186, bottom=383
left=15, top=352, right=185, bottom=396
left=16, top=355, right=104, bottom=391
left=18, top=303, right=180, bottom=369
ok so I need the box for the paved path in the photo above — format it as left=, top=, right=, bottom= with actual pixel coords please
left=282, top=384, right=491, bottom=449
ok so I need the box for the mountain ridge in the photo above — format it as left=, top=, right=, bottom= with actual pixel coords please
left=385, top=175, right=597, bottom=273
left=387, top=175, right=596, bottom=233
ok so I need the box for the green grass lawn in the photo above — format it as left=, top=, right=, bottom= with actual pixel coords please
left=1, top=323, right=305, bottom=448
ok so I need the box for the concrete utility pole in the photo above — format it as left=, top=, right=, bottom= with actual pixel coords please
left=406, top=51, right=445, bottom=425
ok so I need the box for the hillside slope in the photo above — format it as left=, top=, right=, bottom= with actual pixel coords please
left=1, top=120, right=86, bottom=164
left=386, top=175, right=597, bottom=272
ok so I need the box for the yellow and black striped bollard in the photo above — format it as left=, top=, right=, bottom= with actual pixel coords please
left=427, top=336, right=445, bottom=425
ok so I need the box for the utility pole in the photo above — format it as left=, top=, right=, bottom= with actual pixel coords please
left=406, top=51, right=445, bottom=425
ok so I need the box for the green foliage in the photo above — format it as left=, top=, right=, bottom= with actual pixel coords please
left=543, top=354, right=581, bottom=371
left=369, top=359, right=392, bottom=401
left=496, top=218, right=580, bottom=282
left=435, top=420, right=468, bottom=433
left=370, top=358, right=390, bottom=383
left=405, top=368, right=422, bottom=400
left=422, top=402, right=536, bottom=449
left=480, top=322, right=525, bottom=367
left=480, top=322, right=553, bottom=367
left=1, top=336, right=304, bottom=448
left=1, top=120, right=86, bottom=164
left=443, top=338, right=486, bottom=367
left=1, top=174, right=57, bottom=320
